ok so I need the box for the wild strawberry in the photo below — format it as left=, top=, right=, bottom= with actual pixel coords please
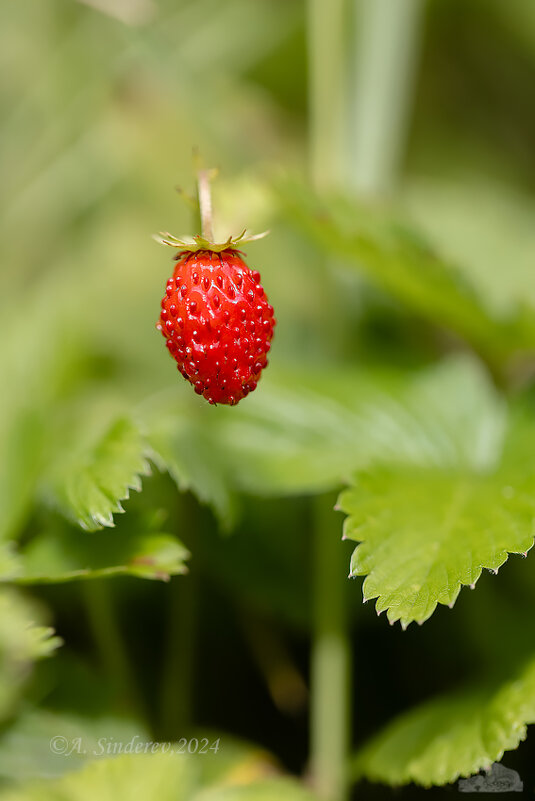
left=154, top=168, right=275, bottom=406
left=157, top=248, right=275, bottom=405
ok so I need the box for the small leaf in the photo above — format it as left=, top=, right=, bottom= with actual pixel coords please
left=11, top=513, right=189, bottom=584
left=352, top=656, right=535, bottom=787
left=49, top=418, right=151, bottom=532
left=0, top=589, right=61, bottom=722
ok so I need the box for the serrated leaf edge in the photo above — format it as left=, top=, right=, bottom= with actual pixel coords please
left=345, top=527, right=534, bottom=629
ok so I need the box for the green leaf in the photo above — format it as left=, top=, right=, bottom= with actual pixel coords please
left=8, top=512, right=189, bottom=584
left=403, top=178, right=535, bottom=318
left=209, top=369, right=392, bottom=496
left=0, top=284, right=88, bottom=542
left=195, top=781, right=318, bottom=801
left=48, top=418, right=151, bottom=532
left=353, top=656, right=535, bottom=787
left=340, top=466, right=534, bottom=628
left=0, top=708, right=148, bottom=783
left=140, top=394, right=236, bottom=528
left=209, top=354, right=505, bottom=496
left=280, top=180, right=535, bottom=366
left=0, top=409, right=48, bottom=544
left=0, top=750, right=317, bottom=801
left=0, top=543, right=22, bottom=581
left=336, top=354, right=533, bottom=627
left=0, top=752, right=190, bottom=801
left=0, top=589, right=61, bottom=722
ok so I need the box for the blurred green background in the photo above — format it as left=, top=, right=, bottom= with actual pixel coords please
left=2, top=0, right=535, bottom=798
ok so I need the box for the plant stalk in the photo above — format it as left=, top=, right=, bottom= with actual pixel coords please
left=197, top=168, right=214, bottom=241
left=307, top=2, right=352, bottom=797
left=349, top=0, right=424, bottom=197
left=83, top=579, right=144, bottom=718
left=310, top=493, right=351, bottom=801
left=307, top=0, right=347, bottom=190
left=159, top=568, right=198, bottom=737
left=159, top=495, right=199, bottom=737
left=306, top=2, right=424, bottom=798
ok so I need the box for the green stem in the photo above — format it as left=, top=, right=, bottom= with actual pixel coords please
left=159, top=573, right=198, bottom=737
left=310, top=493, right=351, bottom=801
left=307, top=0, right=353, bottom=358
left=349, top=0, right=424, bottom=196
left=197, top=169, right=214, bottom=241
left=306, top=4, right=423, bottom=798
left=307, top=0, right=348, bottom=190
left=83, top=579, right=144, bottom=718
left=307, top=4, right=352, bottom=797
left=159, top=493, right=199, bottom=738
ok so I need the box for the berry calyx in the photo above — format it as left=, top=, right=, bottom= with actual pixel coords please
left=155, top=169, right=275, bottom=406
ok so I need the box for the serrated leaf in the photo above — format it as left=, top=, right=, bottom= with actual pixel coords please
left=0, top=589, right=61, bottom=722
left=280, top=180, right=535, bottom=366
left=336, top=355, right=531, bottom=627
left=7, top=512, right=189, bottom=584
left=49, top=418, right=151, bottom=532
left=340, top=466, right=535, bottom=628
left=353, top=656, right=535, bottom=787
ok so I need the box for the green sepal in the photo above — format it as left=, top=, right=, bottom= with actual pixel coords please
left=153, top=228, right=269, bottom=253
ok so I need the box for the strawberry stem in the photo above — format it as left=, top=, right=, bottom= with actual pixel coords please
left=197, top=168, right=214, bottom=241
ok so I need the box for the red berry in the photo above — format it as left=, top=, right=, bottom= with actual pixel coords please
left=158, top=249, right=275, bottom=405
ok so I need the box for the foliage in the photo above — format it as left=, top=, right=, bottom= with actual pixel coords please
left=341, top=466, right=534, bottom=627
left=2, top=0, right=535, bottom=798
left=352, top=655, right=535, bottom=786
left=0, top=590, right=61, bottom=723
left=279, top=180, right=535, bottom=371
left=48, top=418, right=151, bottom=532
left=0, top=749, right=317, bottom=801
